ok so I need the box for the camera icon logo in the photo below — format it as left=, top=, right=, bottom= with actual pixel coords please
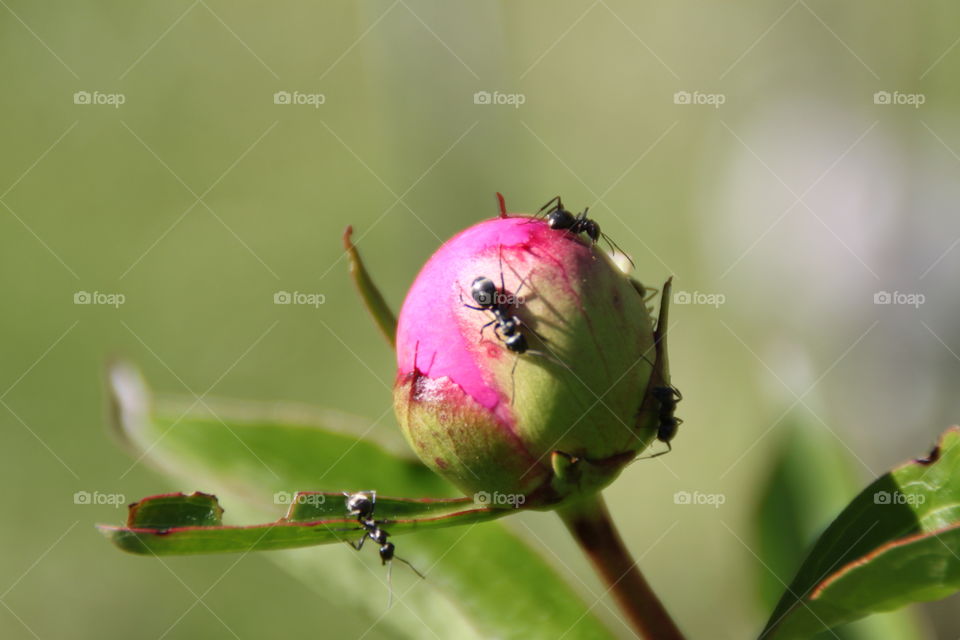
left=473, top=91, right=492, bottom=105
left=473, top=491, right=491, bottom=505
left=74, top=291, right=92, bottom=304
left=73, top=91, right=91, bottom=105
left=874, top=291, right=892, bottom=304
left=73, top=491, right=92, bottom=504
left=273, top=91, right=292, bottom=105
left=274, top=291, right=292, bottom=304
left=873, top=91, right=891, bottom=105
left=873, top=491, right=891, bottom=504
left=673, top=91, right=691, bottom=105
left=273, top=491, right=293, bottom=504
left=673, top=490, right=691, bottom=505
left=673, top=290, right=692, bottom=305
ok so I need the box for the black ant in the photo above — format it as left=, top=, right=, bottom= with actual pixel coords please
left=343, top=491, right=424, bottom=607
left=459, top=251, right=559, bottom=401
left=632, top=351, right=683, bottom=460
left=533, top=196, right=634, bottom=267
left=466, top=275, right=529, bottom=354
left=646, top=385, right=682, bottom=457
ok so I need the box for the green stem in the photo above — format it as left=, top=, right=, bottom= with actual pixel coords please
left=557, top=492, right=685, bottom=640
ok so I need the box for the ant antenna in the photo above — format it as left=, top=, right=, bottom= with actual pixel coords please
left=383, top=554, right=425, bottom=609
left=395, top=555, right=425, bottom=579
left=537, top=195, right=563, bottom=215
left=386, top=561, right=394, bottom=608
left=602, top=232, right=635, bottom=269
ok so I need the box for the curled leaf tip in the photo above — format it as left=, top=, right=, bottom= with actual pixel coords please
left=342, top=224, right=398, bottom=347
left=496, top=192, right=508, bottom=218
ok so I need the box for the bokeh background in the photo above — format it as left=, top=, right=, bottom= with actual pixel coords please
left=2, top=2, right=959, bottom=638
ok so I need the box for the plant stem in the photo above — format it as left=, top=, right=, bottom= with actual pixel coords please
left=557, top=492, right=685, bottom=640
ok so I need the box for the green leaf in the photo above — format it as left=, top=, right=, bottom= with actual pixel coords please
left=103, top=363, right=616, bottom=640
left=343, top=225, right=397, bottom=347
left=99, top=491, right=511, bottom=555
left=753, top=419, right=925, bottom=640
left=762, top=426, right=960, bottom=639
left=754, top=420, right=857, bottom=612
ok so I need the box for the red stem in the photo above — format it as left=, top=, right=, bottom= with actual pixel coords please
left=557, top=493, right=685, bottom=640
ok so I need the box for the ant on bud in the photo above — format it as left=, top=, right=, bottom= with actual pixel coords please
left=343, top=491, right=424, bottom=608
left=532, top=196, right=635, bottom=268
left=460, top=248, right=561, bottom=402
left=646, top=385, right=683, bottom=457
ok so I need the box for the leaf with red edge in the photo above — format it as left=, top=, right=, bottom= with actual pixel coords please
left=98, top=491, right=510, bottom=555
left=761, top=426, right=960, bottom=638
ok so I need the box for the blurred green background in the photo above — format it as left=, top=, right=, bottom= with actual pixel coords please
left=2, top=1, right=959, bottom=638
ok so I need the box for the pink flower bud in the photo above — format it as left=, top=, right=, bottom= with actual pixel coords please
left=394, top=214, right=661, bottom=506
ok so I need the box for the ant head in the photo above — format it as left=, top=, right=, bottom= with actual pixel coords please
left=345, top=492, right=375, bottom=518
left=471, top=276, right=497, bottom=307
left=657, top=418, right=680, bottom=443
left=546, top=208, right=575, bottom=231
left=652, top=385, right=681, bottom=402
left=379, top=541, right=395, bottom=562
left=583, top=219, right=601, bottom=242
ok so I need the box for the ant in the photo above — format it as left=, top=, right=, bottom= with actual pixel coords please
left=533, top=196, right=634, bottom=267
left=632, top=351, right=683, bottom=460
left=646, top=385, right=682, bottom=457
left=343, top=491, right=424, bottom=607
left=467, top=275, right=529, bottom=354
left=460, top=250, right=559, bottom=401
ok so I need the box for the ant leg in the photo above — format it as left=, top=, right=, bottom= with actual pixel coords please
left=510, top=354, right=519, bottom=404
left=523, top=321, right=550, bottom=345
left=479, top=318, right=496, bottom=341
left=498, top=245, right=507, bottom=294
left=525, top=349, right=566, bottom=369
left=498, top=251, right=534, bottom=302
left=640, top=441, right=673, bottom=460
left=349, top=531, right=369, bottom=551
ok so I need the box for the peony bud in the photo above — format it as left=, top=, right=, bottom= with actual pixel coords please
left=394, top=213, right=666, bottom=507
